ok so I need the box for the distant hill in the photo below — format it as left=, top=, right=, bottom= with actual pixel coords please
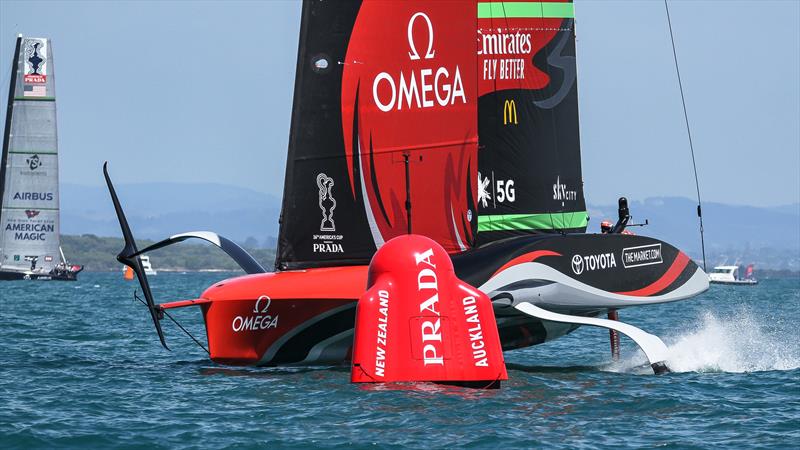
left=62, top=183, right=799, bottom=270
left=588, top=197, right=800, bottom=270
left=62, top=234, right=276, bottom=272
left=62, top=183, right=281, bottom=247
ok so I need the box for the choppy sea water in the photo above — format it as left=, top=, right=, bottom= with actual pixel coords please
left=1, top=272, right=798, bottom=449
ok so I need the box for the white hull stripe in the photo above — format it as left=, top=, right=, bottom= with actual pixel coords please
left=480, top=262, right=708, bottom=308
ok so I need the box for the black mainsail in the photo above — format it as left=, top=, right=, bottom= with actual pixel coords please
left=476, top=0, right=588, bottom=245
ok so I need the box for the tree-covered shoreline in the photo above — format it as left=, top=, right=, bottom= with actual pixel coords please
left=62, top=234, right=276, bottom=272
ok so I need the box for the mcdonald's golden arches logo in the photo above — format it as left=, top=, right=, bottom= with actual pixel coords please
left=503, top=99, right=518, bottom=125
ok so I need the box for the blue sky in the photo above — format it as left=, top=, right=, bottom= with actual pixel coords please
left=1, top=0, right=798, bottom=207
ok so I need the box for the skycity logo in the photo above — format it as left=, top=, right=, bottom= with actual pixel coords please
left=571, top=252, right=617, bottom=275
left=372, top=12, right=466, bottom=112
left=553, top=176, right=577, bottom=202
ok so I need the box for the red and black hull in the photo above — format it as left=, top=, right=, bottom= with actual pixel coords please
left=163, top=233, right=705, bottom=366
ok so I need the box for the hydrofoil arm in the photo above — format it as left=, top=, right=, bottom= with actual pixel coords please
left=514, top=303, right=670, bottom=374
left=133, top=232, right=265, bottom=275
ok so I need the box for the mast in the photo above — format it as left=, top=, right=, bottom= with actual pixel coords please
left=0, top=36, right=23, bottom=266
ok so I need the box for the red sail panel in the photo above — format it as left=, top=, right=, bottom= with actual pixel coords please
left=276, top=0, right=478, bottom=270
left=341, top=1, right=478, bottom=254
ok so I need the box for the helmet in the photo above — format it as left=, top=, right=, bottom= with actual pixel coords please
left=600, top=220, right=612, bottom=233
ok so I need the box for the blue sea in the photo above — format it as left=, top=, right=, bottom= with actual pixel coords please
left=1, top=273, right=798, bottom=448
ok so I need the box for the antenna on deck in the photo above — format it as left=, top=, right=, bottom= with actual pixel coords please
left=404, top=152, right=412, bottom=234
left=665, top=0, right=707, bottom=272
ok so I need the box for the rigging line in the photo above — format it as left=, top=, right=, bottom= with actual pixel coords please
left=162, top=308, right=210, bottom=355
left=133, top=291, right=210, bottom=355
left=664, top=0, right=707, bottom=272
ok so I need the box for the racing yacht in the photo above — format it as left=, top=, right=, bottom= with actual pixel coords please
left=1, top=35, right=83, bottom=281
left=106, top=0, right=707, bottom=376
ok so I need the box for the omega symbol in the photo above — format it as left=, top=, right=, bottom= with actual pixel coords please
left=407, top=12, right=435, bottom=60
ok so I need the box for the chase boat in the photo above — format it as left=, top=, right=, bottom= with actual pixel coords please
left=709, top=265, right=758, bottom=285
left=105, top=0, right=707, bottom=381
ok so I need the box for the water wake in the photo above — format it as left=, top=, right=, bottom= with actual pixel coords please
left=613, top=308, right=799, bottom=374
left=665, top=309, right=799, bottom=373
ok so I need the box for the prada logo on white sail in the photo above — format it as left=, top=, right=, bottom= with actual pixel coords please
left=372, top=12, right=466, bottom=112
left=23, top=38, right=47, bottom=83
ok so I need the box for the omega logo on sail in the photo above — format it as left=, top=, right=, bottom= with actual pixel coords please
left=372, top=12, right=467, bottom=113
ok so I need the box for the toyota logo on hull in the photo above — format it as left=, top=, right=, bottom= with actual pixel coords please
left=571, top=255, right=584, bottom=275
left=571, top=252, right=617, bottom=275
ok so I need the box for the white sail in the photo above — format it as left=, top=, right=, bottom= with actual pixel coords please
left=0, top=36, right=62, bottom=274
